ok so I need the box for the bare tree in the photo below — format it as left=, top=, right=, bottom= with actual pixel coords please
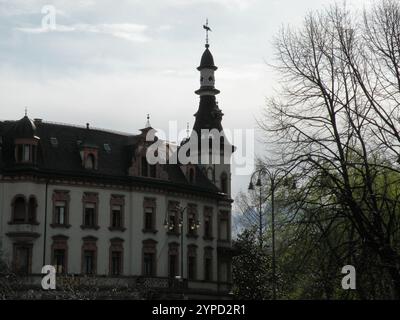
left=261, top=0, right=400, bottom=298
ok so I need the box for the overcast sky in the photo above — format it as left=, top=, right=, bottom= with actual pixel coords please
left=0, top=0, right=372, bottom=200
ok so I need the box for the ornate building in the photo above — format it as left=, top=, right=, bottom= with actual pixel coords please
left=0, top=38, right=232, bottom=298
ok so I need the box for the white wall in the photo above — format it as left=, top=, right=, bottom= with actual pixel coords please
left=0, top=180, right=230, bottom=284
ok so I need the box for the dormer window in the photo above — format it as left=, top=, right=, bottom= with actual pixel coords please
left=12, top=115, right=39, bottom=164
left=15, top=141, right=38, bottom=164
left=140, top=154, right=157, bottom=178
left=104, top=143, right=111, bottom=153
left=85, top=153, right=96, bottom=169
left=80, top=147, right=98, bottom=170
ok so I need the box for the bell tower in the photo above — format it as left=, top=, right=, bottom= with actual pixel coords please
left=190, top=20, right=233, bottom=196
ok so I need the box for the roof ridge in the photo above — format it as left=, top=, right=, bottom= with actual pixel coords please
left=1, top=119, right=137, bottom=137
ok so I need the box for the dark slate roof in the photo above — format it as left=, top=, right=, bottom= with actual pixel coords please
left=198, top=47, right=217, bottom=71
left=0, top=119, right=222, bottom=197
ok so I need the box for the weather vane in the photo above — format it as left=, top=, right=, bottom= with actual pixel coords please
left=203, top=19, right=211, bottom=47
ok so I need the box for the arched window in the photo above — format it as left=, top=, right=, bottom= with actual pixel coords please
left=220, top=136, right=225, bottom=159
left=12, top=196, right=26, bottom=223
left=28, top=196, right=37, bottom=223
left=220, top=172, right=228, bottom=194
left=85, top=153, right=95, bottom=169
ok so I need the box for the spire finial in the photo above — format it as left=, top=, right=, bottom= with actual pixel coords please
left=145, top=114, right=151, bottom=128
left=203, top=19, right=211, bottom=48
left=186, top=122, right=190, bottom=138
left=24, top=107, right=28, bottom=117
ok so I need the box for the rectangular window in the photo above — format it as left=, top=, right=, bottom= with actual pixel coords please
left=111, top=251, right=122, bottom=276
left=188, top=256, right=196, bottom=280
left=169, top=254, right=178, bottom=278
left=204, top=258, right=212, bottom=281
left=144, top=207, right=154, bottom=230
left=14, top=246, right=31, bottom=274
left=204, top=216, right=212, bottom=238
left=53, top=249, right=65, bottom=273
left=23, top=145, right=30, bottom=162
left=143, top=253, right=154, bottom=276
left=55, top=202, right=66, bottom=225
left=219, top=219, right=228, bottom=240
left=84, top=204, right=95, bottom=227
left=111, top=205, right=122, bottom=228
left=188, top=213, right=196, bottom=235
left=83, top=250, right=95, bottom=274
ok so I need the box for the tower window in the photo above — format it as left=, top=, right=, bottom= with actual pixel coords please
left=141, top=156, right=148, bottom=177
left=220, top=172, right=228, bottom=194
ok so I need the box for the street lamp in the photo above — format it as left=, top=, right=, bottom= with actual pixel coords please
left=248, top=166, right=287, bottom=300
left=163, top=203, right=200, bottom=297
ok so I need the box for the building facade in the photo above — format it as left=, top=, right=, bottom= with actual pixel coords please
left=0, top=41, right=233, bottom=298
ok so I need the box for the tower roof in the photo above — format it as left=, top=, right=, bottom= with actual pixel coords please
left=13, top=115, right=37, bottom=139
left=198, top=47, right=217, bottom=71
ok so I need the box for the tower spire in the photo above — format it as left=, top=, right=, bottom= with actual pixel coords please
left=145, top=114, right=151, bottom=128
left=203, top=19, right=211, bottom=48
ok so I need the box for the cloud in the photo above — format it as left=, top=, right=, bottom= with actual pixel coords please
left=166, top=0, right=255, bottom=10
left=0, top=0, right=95, bottom=16
left=15, top=23, right=151, bottom=42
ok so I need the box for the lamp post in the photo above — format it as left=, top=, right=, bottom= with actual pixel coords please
left=248, top=166, right=286, bottom=300
left=163, top=204, right=200, bottom=298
